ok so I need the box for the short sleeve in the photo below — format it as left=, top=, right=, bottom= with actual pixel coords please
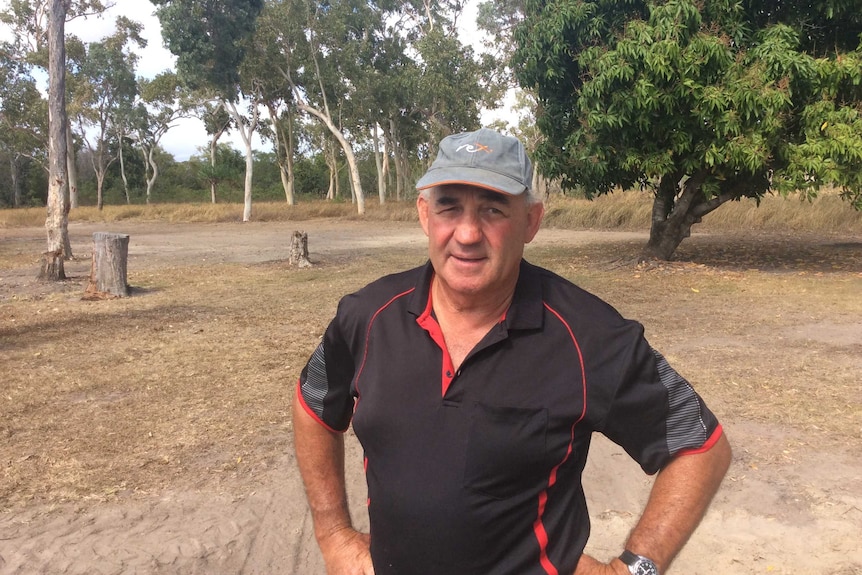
left=297, top=305, right=358, bottom=432
left=599, top=337, right=720, bottom=474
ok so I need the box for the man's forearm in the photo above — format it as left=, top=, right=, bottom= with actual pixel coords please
left=622, top=432, right=732, bottom=572
left=292, top=394, right=354, bottom=540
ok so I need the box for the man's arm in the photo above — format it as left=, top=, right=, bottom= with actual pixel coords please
left=292, top=393, right=374, bottom=575
left=576, top=432, right=732, bottom=575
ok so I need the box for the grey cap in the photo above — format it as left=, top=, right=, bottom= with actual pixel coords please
left=415, top=128, right=532, bottom=196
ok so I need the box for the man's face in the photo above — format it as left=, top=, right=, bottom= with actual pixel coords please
left=417, top=184, right=544, bottom=300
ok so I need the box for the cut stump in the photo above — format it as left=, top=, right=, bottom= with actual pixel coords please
left=85, top=232, right=130, bottom=298
left=289, top=230, right=312, bottom=268
left=37, top=249, right=66, bottom=281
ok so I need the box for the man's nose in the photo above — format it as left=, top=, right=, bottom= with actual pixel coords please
left=454, top=211, right=483, bottom=244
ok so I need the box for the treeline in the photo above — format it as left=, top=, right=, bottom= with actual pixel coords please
left=0, top=142, right=382, bottom=208
left=1, top=0, right=528, bottom=216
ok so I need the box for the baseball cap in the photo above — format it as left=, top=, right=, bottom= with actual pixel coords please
left=415, top=128, right=533, bottom=196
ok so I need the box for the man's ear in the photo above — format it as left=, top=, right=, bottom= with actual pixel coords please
left=417, top=193, right=430, bottom=237
left=524, top=201, right=544, bottom=244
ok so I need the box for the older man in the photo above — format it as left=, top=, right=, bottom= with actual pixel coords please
left=293, top=128, right=731, bottom=575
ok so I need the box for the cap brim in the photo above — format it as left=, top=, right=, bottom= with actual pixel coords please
left=415, top=167, right=527, bottom=196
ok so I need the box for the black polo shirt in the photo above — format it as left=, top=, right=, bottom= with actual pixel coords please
left=297, top=260, right=721, bottom=575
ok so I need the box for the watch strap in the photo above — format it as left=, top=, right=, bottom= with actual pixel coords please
left=619, top=550, right=660, bottom=575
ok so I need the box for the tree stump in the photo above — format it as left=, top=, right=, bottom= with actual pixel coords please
left=37, top=249, right=66, bottom=281
left=288, top=230, right=312, bottom=268
left=85, top=232, right=130, bottom=298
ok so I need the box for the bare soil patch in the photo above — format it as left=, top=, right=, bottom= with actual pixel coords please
left=1, top=220, right=860, bottom=575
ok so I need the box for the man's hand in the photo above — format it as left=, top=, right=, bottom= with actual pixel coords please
left=574, top=554, right=629, bottom=575
left=319, top=526, right=375, bottom=575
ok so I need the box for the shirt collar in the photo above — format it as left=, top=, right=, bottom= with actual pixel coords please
left=407, top=260, right=544, bottom=331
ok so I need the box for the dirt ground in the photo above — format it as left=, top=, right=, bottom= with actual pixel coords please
left=0, top=219, right=860, bottom=575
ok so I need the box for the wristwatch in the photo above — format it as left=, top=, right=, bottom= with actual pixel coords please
left=619, top=550, right=660, bottom=575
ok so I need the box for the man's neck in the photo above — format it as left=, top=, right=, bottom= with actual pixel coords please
left=430, top=276, right=516, bottom=328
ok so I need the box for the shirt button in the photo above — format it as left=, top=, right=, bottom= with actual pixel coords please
left=446, top=371, right=452, bottom=378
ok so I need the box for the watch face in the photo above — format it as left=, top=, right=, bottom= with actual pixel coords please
left=634, top=559, right=659, bottom=575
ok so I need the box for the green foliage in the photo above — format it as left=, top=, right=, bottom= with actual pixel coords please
left=151, top=0, right=264, bottom=95
left=415, top=28, right=483, bottom=138
left=514, top=0, right=862, bottom=257
left=293, top=154, right=330, bottom=197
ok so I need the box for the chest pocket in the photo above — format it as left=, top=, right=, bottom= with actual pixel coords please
left=463, top=403, right=549, bottom=500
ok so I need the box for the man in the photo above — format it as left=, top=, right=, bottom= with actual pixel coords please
left=293, top=128, right=731, bottom=575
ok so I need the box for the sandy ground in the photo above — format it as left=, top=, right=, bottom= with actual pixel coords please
left=0, top=220, right=860, bottom=575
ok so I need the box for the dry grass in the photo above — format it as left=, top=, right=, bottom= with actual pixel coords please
left=542, top=191, right=862, bottom=233
left=0, top=199, right=860, bottom=514
left=3, top=192, right=860, bottom=233
left=0, top=200, right=420, bottom=228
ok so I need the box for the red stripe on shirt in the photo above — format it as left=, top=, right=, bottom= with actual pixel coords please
left=354, top=288, right=416, bottom=399
left=532, top=302, right=589, bottom=575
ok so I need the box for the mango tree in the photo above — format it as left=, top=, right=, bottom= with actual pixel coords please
left=515, top=0, right=862, bottom=260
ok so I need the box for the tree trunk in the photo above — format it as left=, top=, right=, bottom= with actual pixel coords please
left=381, top=132, right=391, bottom=199
left=225, top=100, right=259, bottom=222
left=10, top=155, right=22, bottom=207
left=145, top=146, right=158, bottom=204
left=242, top=142, right=254, bottom=221
left=118, top=138, right=130, bottom=204
left=373, top=123, right=385, bottom=205
left=266, top=101, right=295, bottom=205
left=210, top=137, right=218, bottom=203
left=66, top=121, right=78, bottom=209
left=325, top=141, right=336, bottom=200
left=96, top=170, right=105, bottom=210
left=85, top=232, right=130, bottom=297
left=296, top=101, right=365, bottom=214
left=288, top=230, right=312, bottom=268
left=62, top=196, right=73, bottom=260
left=640, top=173, right=703, bottom=261
left=286, top=107, right=296, bottom=205
left=38, top=249, right=65, bottom=281
left=42, top=0, right=69, bottom=281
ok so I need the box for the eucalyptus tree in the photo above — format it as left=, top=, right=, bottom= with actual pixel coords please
left=152, top=0, right=264, bottom=220
left=0, top=51, right=46, bottom=207
left=262, top=0, right=388, bottom=214
left=197, top=100, right=233, bottom=203
left=414, top=28, right=482, bottom=142
left=136, top=71, right=193, bottom=203
left=226, top=88, right=262, bottom=221
left=388, top=0, right=485, bottom=175
left=242, top=3, right=298, bottom=204
left=2, top=0, right=111, bottom=208
left=74, top=16, right=143, bottom=209
left=41, top=0, right=68, bottom=278
left=516, top=0, right=862, bottom=260
left=3, top=0, right=109, bottom=268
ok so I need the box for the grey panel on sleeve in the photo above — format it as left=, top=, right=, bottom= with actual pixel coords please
left=300, top=342, right=328, bottom=419
left=653, top=349, right=710, bottom=455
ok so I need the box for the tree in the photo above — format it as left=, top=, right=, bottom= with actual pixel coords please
left=2, top=0, right=110, bottom=212
left=41, top=0, right=68, bottom=279
left=263, top=0, right=377, bottom=214
left=136, top=71, right=193, bottom=203
left=198, top=100, right=233, bottom=203
left=242, top=3, right=298, bottom=205
left=74, top=16, right=143, bottom=209
left=153, top=0, right=264, bottom=219
left=151, top=0, right=264, bottom=93
left=0, top=52, right=47, bottom=207
left=515, top=0, right=862, bottom=260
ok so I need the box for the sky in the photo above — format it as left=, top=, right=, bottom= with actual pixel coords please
left=12, top=1, right=510, bottom=161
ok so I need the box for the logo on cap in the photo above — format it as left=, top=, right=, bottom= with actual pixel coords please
left=455, top=143, right=492, bottom=154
